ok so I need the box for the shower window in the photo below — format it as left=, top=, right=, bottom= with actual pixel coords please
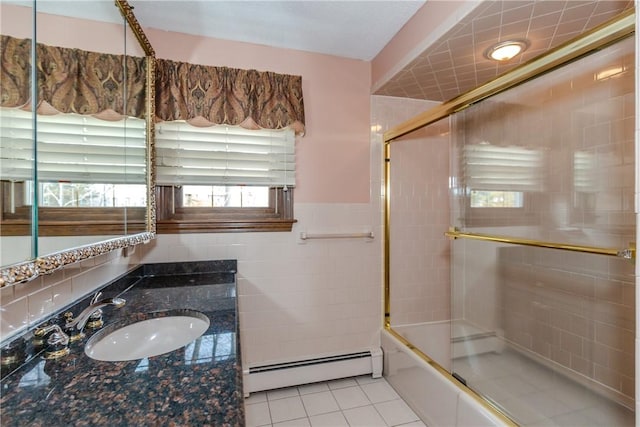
left=469, top=190, right=523, bottom=208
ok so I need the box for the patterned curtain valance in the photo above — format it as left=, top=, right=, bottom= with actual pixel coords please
left=155, top=58, right=305, bottom=135
left=0, top=35, right=146, bottom=118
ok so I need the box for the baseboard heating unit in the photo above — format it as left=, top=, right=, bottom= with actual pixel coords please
left=243, top=348, right=383, bottom=396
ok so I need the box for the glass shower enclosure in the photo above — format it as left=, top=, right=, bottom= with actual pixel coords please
left=384, top=11, right=635, bottom=426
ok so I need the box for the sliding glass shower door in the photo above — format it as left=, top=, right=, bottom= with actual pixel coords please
left=449, top=34, right=636, bottom=426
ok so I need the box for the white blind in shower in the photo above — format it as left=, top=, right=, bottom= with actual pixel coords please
left=463, top=144, right=544, bottom=192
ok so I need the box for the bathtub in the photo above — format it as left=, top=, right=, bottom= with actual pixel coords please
left=382, top=321, right=635, bottom=426
left=381, top=324, right=508, bottom=427
left=390, top=320, right=505, bottom=371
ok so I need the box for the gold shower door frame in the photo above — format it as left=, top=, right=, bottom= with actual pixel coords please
left=382, top=9, right=635, bottom=426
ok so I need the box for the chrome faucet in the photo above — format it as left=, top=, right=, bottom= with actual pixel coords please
left=66, top=293, right=126, bottom=331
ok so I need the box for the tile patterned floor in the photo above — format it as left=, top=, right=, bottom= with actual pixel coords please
left=244, top=375, right=426, bottom=427
left=453, top=349, right=635, bottom=427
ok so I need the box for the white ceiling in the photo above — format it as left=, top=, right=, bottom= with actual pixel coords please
left=29, top=0, right=633, bottom=101
left=128, top=0, right=427, bottom=61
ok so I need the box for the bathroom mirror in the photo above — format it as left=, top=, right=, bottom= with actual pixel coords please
left=0, top=0, right=33, bottom=267
left=0, top=0, right=156, bottom=286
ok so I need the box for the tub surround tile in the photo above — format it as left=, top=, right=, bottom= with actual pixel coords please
left=0, top=260, right=243, bottom=426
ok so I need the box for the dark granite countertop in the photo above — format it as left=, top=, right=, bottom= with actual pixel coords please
left=0, top=260, right=244, bottom=426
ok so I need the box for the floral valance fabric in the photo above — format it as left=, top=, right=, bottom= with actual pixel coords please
left=1, top=35, right=306, bottom=133
left=155, top=59, right=305, bottom=135
left=1, top=35, right=146, bottom=118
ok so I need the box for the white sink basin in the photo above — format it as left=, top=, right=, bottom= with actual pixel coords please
left=85, top=310, right=210, bottom=362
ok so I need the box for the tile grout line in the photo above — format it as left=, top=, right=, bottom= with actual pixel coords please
left=245, top=376, right=424, bottom=427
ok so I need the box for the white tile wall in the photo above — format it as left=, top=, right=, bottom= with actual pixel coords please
left=137, top=199, right=383, bottom=368
left=0, top=249, right=141, bottom=341
left=373, top=95, right=452, bottom=326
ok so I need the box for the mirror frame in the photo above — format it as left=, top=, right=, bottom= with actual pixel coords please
left=0, top=0, right=156, bottom=287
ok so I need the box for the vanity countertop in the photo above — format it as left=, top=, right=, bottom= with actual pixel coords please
left=0, top=260, right=244, bottom=426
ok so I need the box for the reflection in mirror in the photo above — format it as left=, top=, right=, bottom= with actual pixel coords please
left=34, top=1, right=146, bottom=256
left=0, top=1, right=34, bottom=266
left=0, top=0, right=155, bottom=285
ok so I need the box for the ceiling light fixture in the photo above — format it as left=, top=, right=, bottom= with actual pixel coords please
left=484, top=39, right=530, bottom=62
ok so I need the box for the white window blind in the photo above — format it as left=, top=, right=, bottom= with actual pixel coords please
left=155, top=121, right=295, bottom=187
left=573, top=151, right=596, bottom=192
left=0, top=107, right=146, bottom=184
left=463, top=143, right=543, bottom=192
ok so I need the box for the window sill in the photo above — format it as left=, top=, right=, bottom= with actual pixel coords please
left=0, top=220, right=146, bottom=236
left=157, top=218, right=297, bottom=233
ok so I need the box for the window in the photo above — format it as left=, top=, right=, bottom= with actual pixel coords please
left=182, top=185, right=269, bottom=208
left=463, top=143, right=542, bottom=226
left=37, top=182, right=147, bottom=207
left=470, top=190, right=523, bottom=208
left=155, top=122, right=296, bottom=233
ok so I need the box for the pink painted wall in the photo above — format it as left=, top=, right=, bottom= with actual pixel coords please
left=146, top=28, right=372, bottom=204
left=1, top=4, right=143, bottom=56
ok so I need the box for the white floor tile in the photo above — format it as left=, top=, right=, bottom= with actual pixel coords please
left=301, top=391, right=340, bottom=416
left=269, top=396, right=308, bottom=424
left=245, top=401, right=271, bottom=427
left=331, top=386, right=371, bottom=410
left=395, top=421, right=427, bottom=427
left=355, top=375, right=384, bottom=385
left=374, top=399, right=420, bottom=426
left=309, top=411, right=350, bottom=427
left=298, top=382, right=330, bottom=395
left=250, top=376, right=430, bottom=427
left=268, top=386, right=301, bottom=401
left=273, top=417, right=311, bottom=427
left=342, top=405, right=387, bottom=427
left=246, top=391, right=268, bottom=404
left=327, top=377, right=359, bottom=390
left=361, top=380, right=401, bottom=403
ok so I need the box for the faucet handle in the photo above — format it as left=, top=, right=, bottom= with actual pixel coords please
left=85, top=309, right=104, bottom=330
left=63, top=312, right=85, bottom=342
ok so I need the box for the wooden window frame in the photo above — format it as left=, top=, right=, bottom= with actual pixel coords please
left=156, top=185, right=296, bottom=234
left=0, top=182, right=295, bottom=236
